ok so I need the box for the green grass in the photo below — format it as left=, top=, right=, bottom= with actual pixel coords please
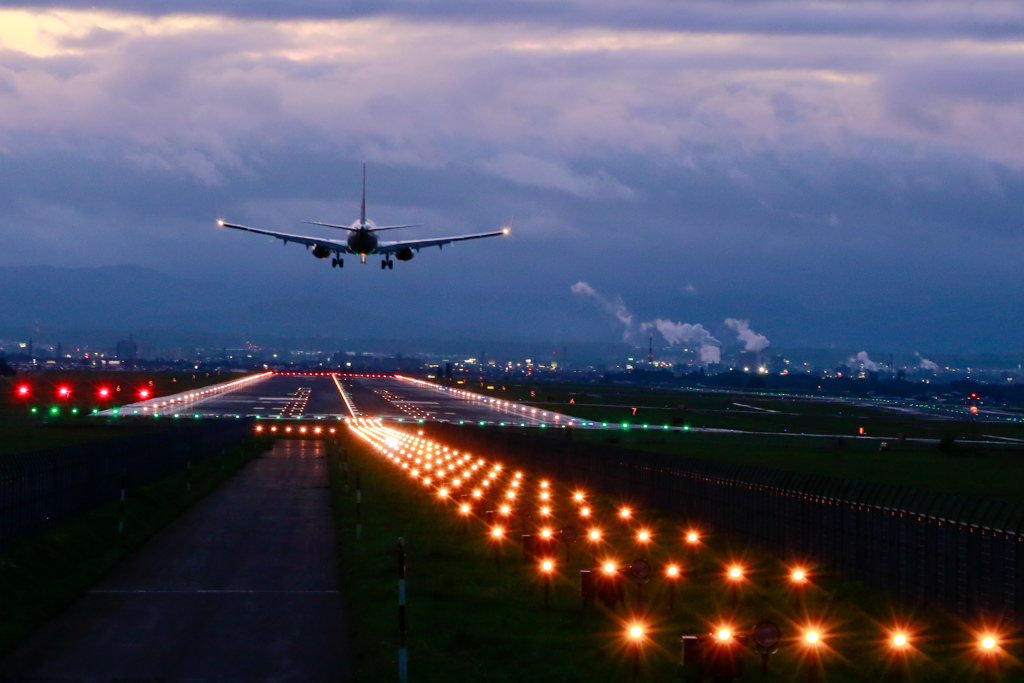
left=329, top=429, right=1024, bottom=682
left=0, top=436, right=269, bottom=656
left=573, top=429, right=1024, bottom=507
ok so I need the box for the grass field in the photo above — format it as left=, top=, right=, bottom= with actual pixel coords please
left=0, top=436, right=268, bottom=656
left=440, top=380, right=1024, bottom=507
left=330, top=426, right=1024, bottom=682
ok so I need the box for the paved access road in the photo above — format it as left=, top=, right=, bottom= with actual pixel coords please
left=0, top=440, right=351, bottom=682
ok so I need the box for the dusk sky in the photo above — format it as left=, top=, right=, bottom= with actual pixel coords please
left=1, top=2, right=1022, bottom=354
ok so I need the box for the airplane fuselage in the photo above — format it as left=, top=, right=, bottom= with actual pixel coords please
left=347, top=226, right=378, bottom=255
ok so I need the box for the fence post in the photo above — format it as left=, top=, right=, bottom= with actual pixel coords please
left=398, top=537, right=408, bottom=682
left=356, top=471, right=362, bottom=540
left=118, top=468, right=127, bottom=536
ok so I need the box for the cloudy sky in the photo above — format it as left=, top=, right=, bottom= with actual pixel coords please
left=1, top=1, right=1022, bottom=353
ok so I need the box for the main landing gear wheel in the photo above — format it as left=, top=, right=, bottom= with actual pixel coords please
left=331, top=257, right=344, bottom=268
left=381, top=259, right=394, bottom=270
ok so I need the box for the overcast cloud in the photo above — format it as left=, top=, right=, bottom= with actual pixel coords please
left=0, top=3, right=1022, bottom=352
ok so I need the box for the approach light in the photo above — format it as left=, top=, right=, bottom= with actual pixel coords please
left=981, top=636, right=997, bottom=651
left=589, top=529, right=601, bottom=541
left=718, top=629, right=732, bottom=642
left=791, top=569, right=807, bottom=583
left=728, top=566, right=743, bottom=580
left=460, top=504, right=471, bottom=514
left=686, top=531, right=700, bottom=544
left=629, top=625, right=643, bottom=639
left=500, top=505, right=511, bottom=515
left=574, top=492, right=585, bottom=502
left=637, top=530, right=651, bottom=543
left=892, top=634, right=908, bottom=648
left=603, top=562, right=617, bottom=575
left=580, top=507, right=591, bottom=517
left=540, top=506, right=551, bottom=516
left=805, top=631, right=820, bottom=645
left=491, top=526, right=504, bottom=539
left=666, top=565, right=680, bottom=578
left=619, top=507, right=631, bottom=519
left=541, top=560, right=554, bottom=573
left=540, top=528, right=553, bottom=539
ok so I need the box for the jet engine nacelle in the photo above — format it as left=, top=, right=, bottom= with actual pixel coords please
left=312, top=244, right=331, bottom=259
left=395, top=247, right=414, bottom=262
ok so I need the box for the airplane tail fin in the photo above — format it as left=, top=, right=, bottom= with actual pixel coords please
left=360, top=162, right=367, bottom=226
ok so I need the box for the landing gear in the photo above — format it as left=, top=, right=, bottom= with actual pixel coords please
left=381, top=258, right=394, bottom=270
left=332, top=257, right=344, bottom=268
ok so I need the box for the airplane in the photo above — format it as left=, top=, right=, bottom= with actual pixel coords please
left=216, top=164, right=510, bottom=270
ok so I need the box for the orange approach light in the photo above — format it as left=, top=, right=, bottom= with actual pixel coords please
left=686, top=531, right=700, bottom=544
left=629, top=625, right=643, bottom=640
left=619, top=507, right=631, bottom=519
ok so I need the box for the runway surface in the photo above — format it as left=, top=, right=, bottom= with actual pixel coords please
left=0, top=439, right=351, bottom=682
left=111, top=373, right=577, bottom=427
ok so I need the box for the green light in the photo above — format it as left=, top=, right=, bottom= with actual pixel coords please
left=71, top=408, right=78, bottom=414
left=540, top=423, right=547, bottom=428
left=500, top=422, right=506, bottom=426
left=602, top=422, right=608, bottom=428
left=91, top=408, right=99, bottom=414
left=418, top=419, right=424, bottom=424
left=684, top=426, right=690, bottom=431
left=30, top=407, right=38, bottom=414
left=194, top=414, right=200, bottom=419
left=397, top=418, right=404, bottom=422
left=643, top=424, right=649, bottom=429
left=50, top=406, right=59, bottom=415
left=621, top=423, right=629, bottom=430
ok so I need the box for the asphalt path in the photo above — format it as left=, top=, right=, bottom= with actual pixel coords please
left=0, top=440, right=351, bottom=682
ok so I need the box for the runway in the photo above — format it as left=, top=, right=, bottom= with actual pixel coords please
left=106, top=373, right=578, bottom=427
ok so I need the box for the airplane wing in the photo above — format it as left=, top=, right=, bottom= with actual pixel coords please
left=217, top=220, right=353, bottom=254
left=376, top=227, right=510, bottom=254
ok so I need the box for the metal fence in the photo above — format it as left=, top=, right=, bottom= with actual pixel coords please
left=0, top=419, right=252, bottom=547
left=429, top=424, right=1024, bottom=623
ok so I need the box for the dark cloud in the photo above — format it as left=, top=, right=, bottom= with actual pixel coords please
left=0, top=6, right=1022, bottom=352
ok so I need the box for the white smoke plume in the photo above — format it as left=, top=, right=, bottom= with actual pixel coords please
left=917, top=355, right=939, bottom=371
left=725, top=318, right=770, bottom=352
left=571, top=281, right=634, bottom=339
left=571, top=282, right=721, bottom=363
left=848, top=351, right=880, bottom=372
left=640, top=319, right=721, bottom=366
left=700, top=344, right=722, bottom=364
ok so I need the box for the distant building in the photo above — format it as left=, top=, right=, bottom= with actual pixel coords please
left=116, top=336, right=138, bottom=360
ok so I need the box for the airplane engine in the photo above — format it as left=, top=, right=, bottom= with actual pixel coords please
left=312, top=245, right=331, bottom=259
left=395, top=247, right=414, bottom=262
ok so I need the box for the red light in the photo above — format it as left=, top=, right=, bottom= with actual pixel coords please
left=98, top=387, right=110, bottom=399
left=139, top=389, right=150, bottom=399
left=57, top=386, right=71, bottom=398
left=17, top=385, right=30, bottom=397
